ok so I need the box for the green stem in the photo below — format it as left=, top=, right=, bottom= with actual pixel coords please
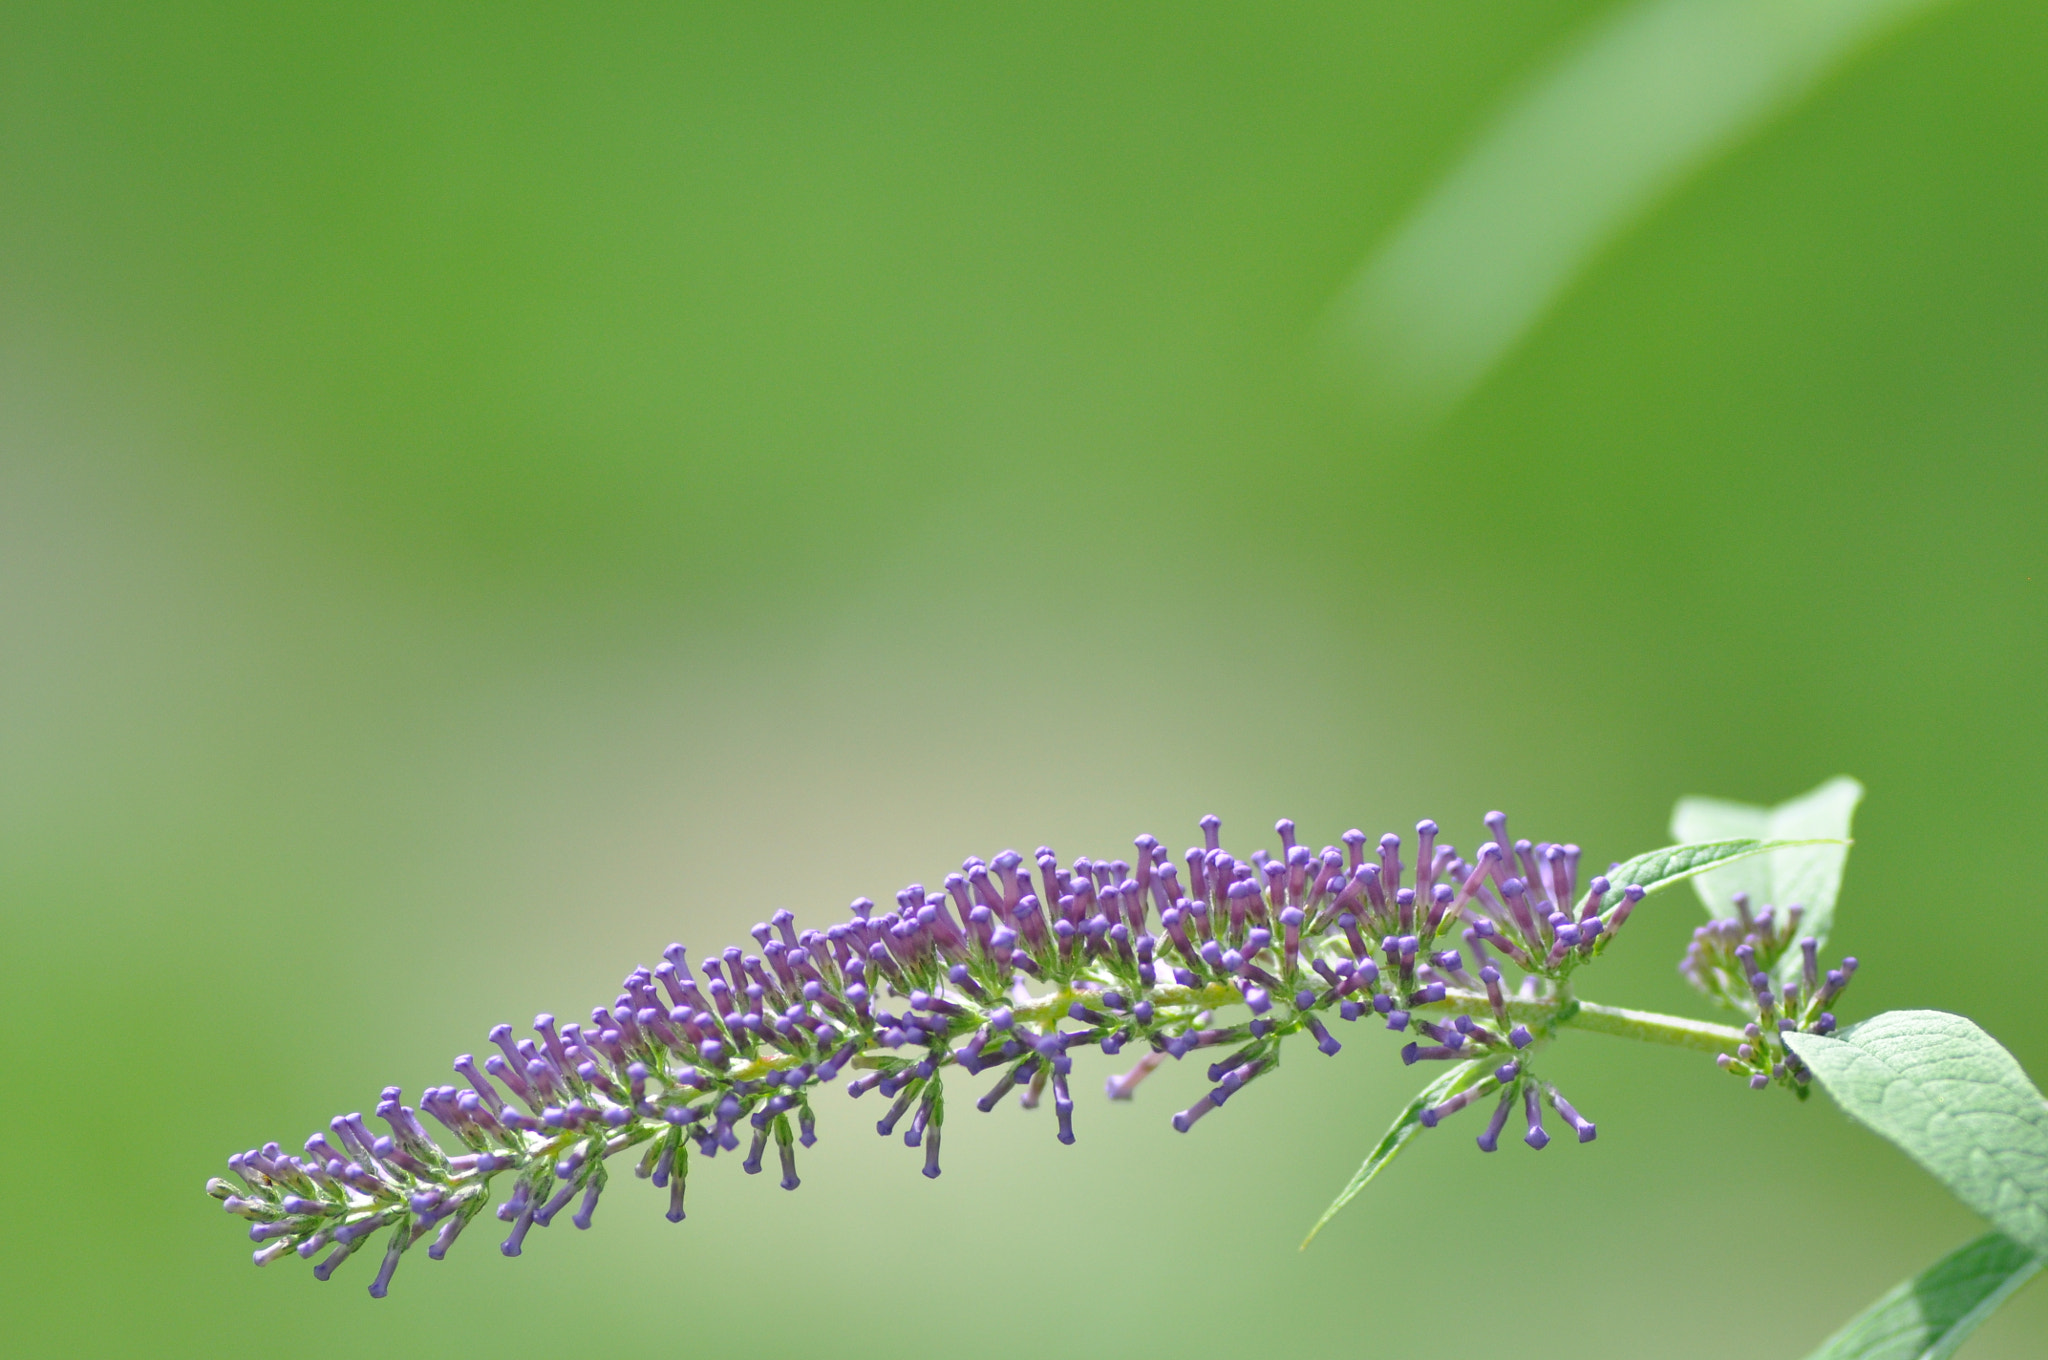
left=815, top=984, right=1747, bottom=1079
left=1562, top=999, right=1746, bottom=1052
left=1421, top=989, right=1744, bottom=1053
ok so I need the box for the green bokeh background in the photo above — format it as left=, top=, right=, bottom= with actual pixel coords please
left=4, top=3, right=2044, bottom=1356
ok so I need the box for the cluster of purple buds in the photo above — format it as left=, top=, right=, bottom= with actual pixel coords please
left=1683, top=893, right=1859, bottom=1094
left=1681, top=892, right=1805, bottom=1007
left=1416, top=1057, right=1598, bottom=1152
left=1399, top=812, right=1644, bottom=982
left=211, top=809, right=1641, bottom=1296
left=1392, top=939, right=1599, bottom=1152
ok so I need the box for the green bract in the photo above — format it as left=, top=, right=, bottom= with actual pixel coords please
left=1672, top=776, right=1862, bottom=987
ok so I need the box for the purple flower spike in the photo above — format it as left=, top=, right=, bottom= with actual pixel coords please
left=211, top=805, right=1671, bottom=1286
left=1522, top=1084, right=1550, bottom=1149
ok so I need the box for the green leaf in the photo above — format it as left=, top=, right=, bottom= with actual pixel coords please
left=1300, top=1060, right=1483, bottom=1249
left=1802, top=1231, right=2041, bottom=1360
left=1787, top=1011, right=2048, bottom=1254
left=1573, top=837, right=1841, bottom=919
left=1671, top=776, right=1863, bottom=985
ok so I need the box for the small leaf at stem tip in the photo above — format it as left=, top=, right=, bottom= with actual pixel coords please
left=1671, top=777, right=1863, bottom=987
left=1574, top=837, right=1847, bottom=922
left=1799, top=1230, right=2042, bottom=1360
left=1788, top=1011, right=2048, bottom=1255
left=1300, top=1060, right=1483, bottom=1249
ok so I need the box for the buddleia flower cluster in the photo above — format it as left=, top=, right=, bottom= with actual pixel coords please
left=209, top=810, right=1646, bottom=1296
left=1680, top=890, right=1858, bottom=1093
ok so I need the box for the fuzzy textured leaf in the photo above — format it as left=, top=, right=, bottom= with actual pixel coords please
left=1788, top=1011, right=2048, bottom=1254
left=1802, top=1231, right=2041, bottom=1360
left=1301, top=1060, right=1482, bottom=1248
left=1672, top=776, right=1863, bottom=985
left=1574, top=837, right=1838, bottom=918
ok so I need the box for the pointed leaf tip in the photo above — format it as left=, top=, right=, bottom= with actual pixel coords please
left=1301, top=1060, right=1482, bottom=1249
left=1574, top=837, right=1845, bottom=920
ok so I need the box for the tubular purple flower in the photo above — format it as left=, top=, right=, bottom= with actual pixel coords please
left=1522, top=1084, right=1550, bottom=1150
left=1549, top=1088, right=1596, bottom=1143
left=1476, top=1087, right=1515, bottom=1153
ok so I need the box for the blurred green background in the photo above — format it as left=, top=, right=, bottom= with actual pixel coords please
left=3, top=2, right=2043, bottom=1356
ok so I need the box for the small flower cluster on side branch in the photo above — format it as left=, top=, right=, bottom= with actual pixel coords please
left=1680, top=891, right=1858, bottom=1093
left=209, top=810, right=1646, bottom=1295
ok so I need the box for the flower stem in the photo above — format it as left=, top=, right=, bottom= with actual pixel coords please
left=1419, top=988, right=1744, bottom=1053
left=1561, top=1000, right=1746, bottom=1052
